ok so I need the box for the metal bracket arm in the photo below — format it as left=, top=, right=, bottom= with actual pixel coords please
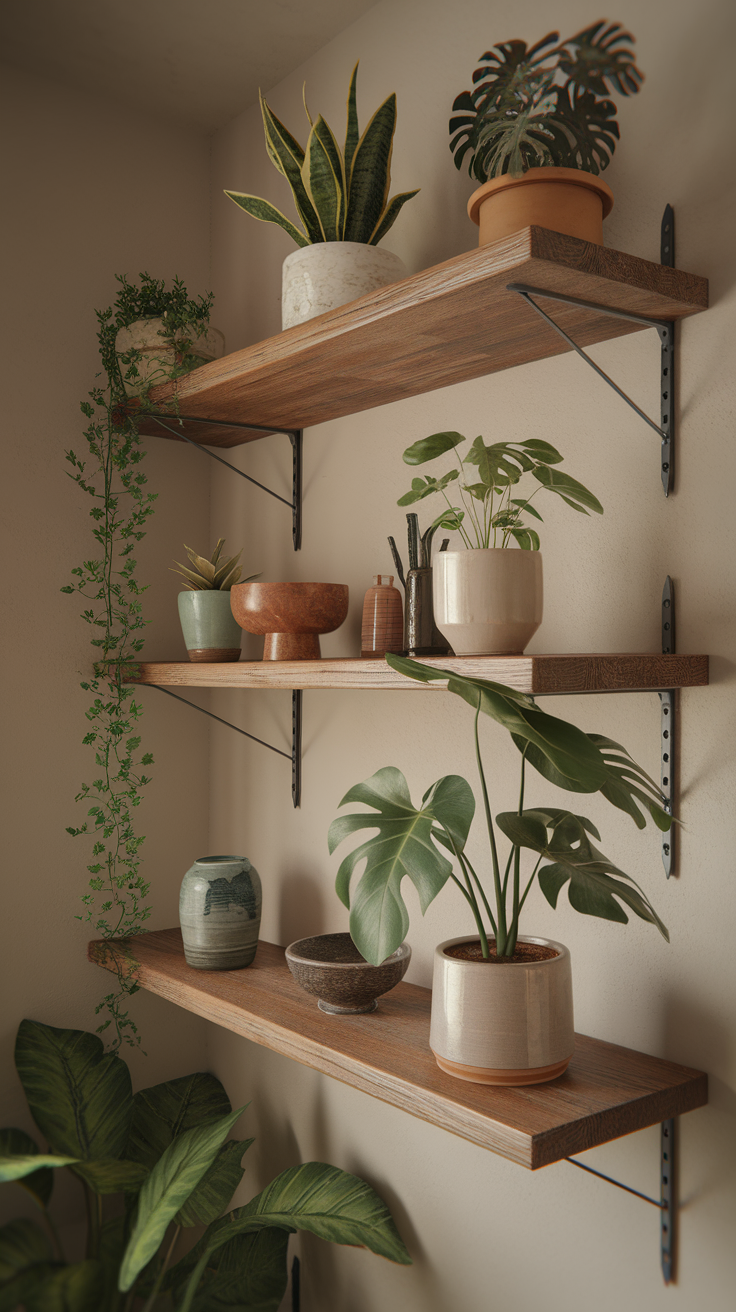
left=566, top=1117, right=676, bottom=1284
left=145, top=412, right=303, bottom=550
left=147, top=684, right=302, bottom=807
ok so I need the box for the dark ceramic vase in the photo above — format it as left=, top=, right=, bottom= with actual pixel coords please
left=404, top=568, right=451, bottom=657
left=179, top=855, right=262, bottom=970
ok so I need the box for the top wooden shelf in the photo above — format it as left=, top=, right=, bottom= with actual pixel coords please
left=138, top=227, right=708, bottom=447
left=88, top=931, right=708, bottom=1170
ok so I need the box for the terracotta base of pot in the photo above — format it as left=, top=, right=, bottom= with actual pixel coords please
left=187, top=647, right=242, bottom=663
left=432, top=1051, right=572, bottom=1086
left=263, top=632, right=321, bottom=660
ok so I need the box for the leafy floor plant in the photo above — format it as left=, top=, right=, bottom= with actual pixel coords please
left=63, top=274, right=214, bottom=1051
left=329, top=656, right=671, bottom=965
left=0, top=1020, right=410, bottom=1310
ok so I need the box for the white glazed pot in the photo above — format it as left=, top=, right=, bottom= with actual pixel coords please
left=281, top=242, right=407, bottom=329
left=429, top=935, right=574, bottom=1086
left=115, top=318, right=225, bottom=396
left=433, top=548, right=543, bottom=655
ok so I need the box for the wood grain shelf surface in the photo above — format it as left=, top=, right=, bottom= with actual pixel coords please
left=88, top=931, right=707, bottom=1170
left=136, top=228, right=708, bottom=446
left=126, top=653, right=709, bottom=695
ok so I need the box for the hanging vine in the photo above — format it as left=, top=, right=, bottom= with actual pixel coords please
left=63, top=274, right=213, bottom=1050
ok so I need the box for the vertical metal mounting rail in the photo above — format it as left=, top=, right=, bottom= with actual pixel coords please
left=292, top=691, right=302, bottom=808
left=661, top=1119, right=676, bottom=1283
left=659, top=205, right=675, bottom=497
left=660, top=576, right=675, bottom=877
left=290, top=430, right=303, bottom=551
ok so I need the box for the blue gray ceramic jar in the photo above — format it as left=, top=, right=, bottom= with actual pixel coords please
left=179, top=855, right=262, bottom=970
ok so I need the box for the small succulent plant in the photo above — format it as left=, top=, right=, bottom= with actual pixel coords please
left=171, top=538, right=258, bottom=591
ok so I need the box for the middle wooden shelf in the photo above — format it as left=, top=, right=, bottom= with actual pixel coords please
left=126, top=652, right=708, bottom=695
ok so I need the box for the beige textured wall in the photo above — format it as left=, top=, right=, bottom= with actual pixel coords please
left=204, top=1, right=736, bottom=1309
left=0, top=66, right=212, bottom=1229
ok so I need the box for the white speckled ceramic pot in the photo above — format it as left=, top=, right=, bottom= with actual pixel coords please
left=179, top=855, right=262, bottom=970
left=433, top=548, right=543, bottom=655
left=281, top=242, right=407, bottom=329
left=429, top=935, right=574, bottom=1085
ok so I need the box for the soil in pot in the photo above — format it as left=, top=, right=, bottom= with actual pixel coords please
left=444, top=939, right=559, bottom=964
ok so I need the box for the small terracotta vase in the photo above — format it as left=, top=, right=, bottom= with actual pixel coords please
left=361, top=575, right=404, bottom=658
left=468, top=167, right=614, bottom=247
left=230, top=581, right=349, bottom=660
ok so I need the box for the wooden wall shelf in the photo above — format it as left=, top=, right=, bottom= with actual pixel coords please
left=126, top=653, right=709, bottom=696
left=136, top=227, right=708, bottom=447
left=88, top=931, right=707, bottom=1170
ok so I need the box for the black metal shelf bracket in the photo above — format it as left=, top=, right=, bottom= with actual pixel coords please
left=146, top=683, right=302, bottom=807
left=566, top=1117, right=676, bottom=1284
left=145, top=412, right=303, bottom=550
left=660, top=575, right=676, bottom=877
left=507, top=204, right=677, bottom=497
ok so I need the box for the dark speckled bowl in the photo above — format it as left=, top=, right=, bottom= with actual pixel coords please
left=285, top=933, right=411, bottom=1014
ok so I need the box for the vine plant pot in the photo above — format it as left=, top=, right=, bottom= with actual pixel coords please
left=115, top=317, right=225, bottom=396
left=230, top=581, right=349, bottom=660
left=433, top=548, right=542, bottom=655
left=281, top=243, right=407, bottom=329
left=178, top=590, right=242, bottom=662
left=180, top=855, right=262, bottom=970
left=285, top=933, right=411, bottom=1014
left=468, top=166, right=614, bottom=247
left=429, top=935, right=574, bottom=1086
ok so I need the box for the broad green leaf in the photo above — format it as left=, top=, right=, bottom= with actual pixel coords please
left=224, top=192, right=309, bottom=249
left=402, top=431, right=465, bottom=466
left=510, top=498, right=544, bottom=521
left=512, top=731, right=671, bottom=830
left=520, top=439, right=563, bottom=464
left=118, top=1105, right=245, bottom=1291
left=509, top=526, right=540, bottom=550
left=25, top=1259, right=104, bottom=1312
left=0, top=1219, right=56, bottom=1312
left=397, top=470, right=458, bottom=505
left=173, top=1228, right=289, bottom=1312
left=0, top=1129, right=55, bottom=1206
left=14, top=1021, right=133, bottom=1160
left=369, top=188, right=420, bottom=245
left=175, top=1138, right=254, bottom=1227
left=98, top=1217, right=126, bottom=1312
left=71, top=1158, right=148, bottom=1194
left=532, top=464, right=603, bottom=514
left=127, top=1072, right=233, bottom=1170
left=302, top=121, right=342, bottom=241
left=328, top=766, right=468, bottom=963
left=345, top=93, right=397, bottom=243
left=0, top=1153, right=77, bottom=1183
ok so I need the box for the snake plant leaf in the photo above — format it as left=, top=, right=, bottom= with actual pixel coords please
left=24, top=1259, right=104, bottom=1312
left=344, top=93, right=396, bottom=243
left=14, top=1021, right=133, bottom=1161
left=0, top=1130, right=55, bottom=1207
left=224, top=192, right=309, bottom=248
left=118, top=1105, right=245, bottom=1291
left=531, top=464, right=604, bottom=513
left=368, top=188, right=420, bottom=245
left=0, top=1219, right=57, bottom=1312
left=312, top=115, right=346, bottom=235
left=402, top=431, right=465, bottom=465
left=329, top=766, right=470, bottom=964
left=173, top=1228, right=290, bottom=1312
left=559, top=21, right=644, bottom=99
left=496, top=808, right=669, bottom=939
left=0, top=1154, right=77, bottom=1184
left=302, top=121, right=343, bottom=241
left=70, top=1159, right=148, bottom=1195
left=184, top=547, right=217, bottom=581
left=175, top=1138, right=254, bottom=1228
left=127, top=1073, right=234, bottom=1170
left=259, top=94, right=322, bottom=244
left=344, top=62, right=360, bottom=182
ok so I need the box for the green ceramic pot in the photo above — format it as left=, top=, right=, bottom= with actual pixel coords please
left=179, top=854, right=262, bottom=970
left=177, top=590, right=242, bottom=662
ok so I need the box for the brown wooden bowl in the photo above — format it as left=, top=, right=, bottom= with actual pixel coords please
left=230, top=581, right=349, bottom=660
left=285, top=933, right=411, bottom=1014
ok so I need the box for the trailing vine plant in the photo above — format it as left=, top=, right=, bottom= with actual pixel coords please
left=62, top=274, right=214, bottom=1051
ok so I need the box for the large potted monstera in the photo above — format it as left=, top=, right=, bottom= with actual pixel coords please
left=449, top=21, right=643, bottom=247
left=329, top=656, right=670, bottom=1087
left=225, top=63, right=418, bottom=328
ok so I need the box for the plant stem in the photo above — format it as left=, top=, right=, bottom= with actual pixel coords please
left=140, top=1224, right=181, bottom=1312
left=517, top=855, right=544, bottom=917
left=178, top=1250, right=212, bottom=1312
left=42, top=1207, right=66, bottom=1262
left=458, top=850, right=497, bottom=938
left=473, top=705, right=505, bottom=953
left=505, top=751, right=527, bottom=957
left=83, top=1181, right=101, bottom=1260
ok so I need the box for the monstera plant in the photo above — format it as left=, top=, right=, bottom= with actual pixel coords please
left=0, top=1021, right=410, bottom=1310
left=329, top=656, right=670, bottom=966
left=450, top=21, right=644, bottom=181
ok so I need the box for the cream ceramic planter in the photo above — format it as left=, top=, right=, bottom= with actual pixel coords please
left=468, top=166, right=614, bottom=247
left=429, top=935, right=575, bottom=1086
left=433, top=548, right=543, bottom=655
left=281, top=242, right=407, bottom=329
left=115, top=318, right=225, bottom=396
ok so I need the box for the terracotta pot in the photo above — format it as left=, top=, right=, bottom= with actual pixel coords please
left=179, top=854, right=262, bottom=970
left=433, top=548, right=542, bottom=655
left=177, top=590, right=242, bottom=663
left=361, top=574, right=404, bottom=658
left=285, top=933, right=411, bottom=1014
left=429, top=935, right=574, bottom=1086
left=281, top=242, right=407, bottom=329
left=230, top=581, right=349, bottom=660
left=115, top=318, right=225, bottom=396
left=468, top=167, right=614, bottom=247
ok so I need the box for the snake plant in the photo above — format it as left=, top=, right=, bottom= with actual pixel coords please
left=450, top=21, right=644, bottom=181
left=225, top=63, right=419, bottom=247
left=171, top=539, right=257, bottom=591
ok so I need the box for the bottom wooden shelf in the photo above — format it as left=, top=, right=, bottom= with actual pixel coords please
left=88, top=930, right=707, bottom=1170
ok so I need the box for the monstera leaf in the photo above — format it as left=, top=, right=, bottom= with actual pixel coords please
left=329, top=767, right=474, bottom=964
left=558, top=21, right=644, bottom=98
left=496, top=809, right=669, bottom=939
